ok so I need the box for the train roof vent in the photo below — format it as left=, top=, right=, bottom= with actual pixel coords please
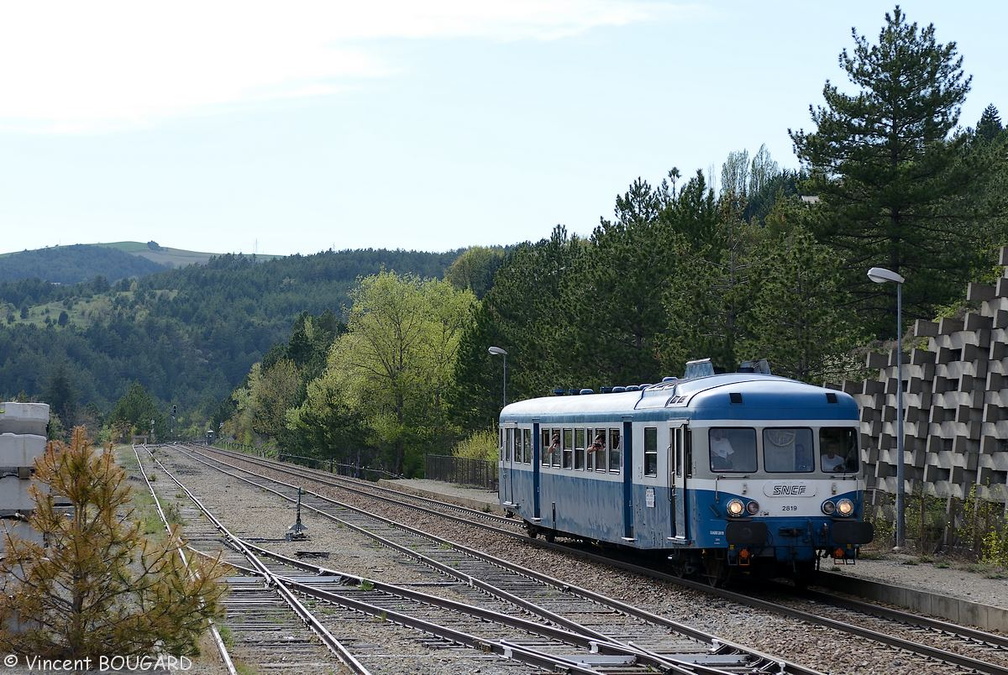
left=612, top=386, right=626, bottom=393
left=826, top=392, right=838, bottom=403
left=729, top=392, right=743, bottom=404
left=579, top=388, right=594, bottom=395
left=684, top=358, right=715, bottom=379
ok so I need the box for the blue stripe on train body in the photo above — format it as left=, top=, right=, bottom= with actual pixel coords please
left=496, top=372, right=874, bottom=573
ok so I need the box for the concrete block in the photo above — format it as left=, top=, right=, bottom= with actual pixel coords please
left=964, top=311, right=994, bottom=331
left=0, top=403, right=49, bottom=436
left=0, top=516, right=44, bottom=556
left=967, top=283, right=997, bottom=302
left=0, top=476, right=44, bottom=512
left=866, top=351, right=888, bottom=369
left=0, top=434, right=46, bottom=467
left=913, top=319, right=939, bottom=337
left=939, top=317, right=964, bottom=334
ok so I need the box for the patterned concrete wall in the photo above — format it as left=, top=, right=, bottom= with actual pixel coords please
left=843, top=246, right=1008, bottom=506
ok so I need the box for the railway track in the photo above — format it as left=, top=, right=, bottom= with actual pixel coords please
left=138, top=443, right=817, bottom=673
left=175, top=443, right=1008, bottom=674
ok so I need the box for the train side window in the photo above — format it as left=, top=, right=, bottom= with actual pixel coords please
left=644, top=427, right=658, bottom=476
left=521, top=428, right=532, bottom=464
left=608, top=429, right=621, bottom=472
left=709, top=427, right=757, bottom=472
left=562, top=428, right=573, bottom=469
left=505, top=428, right=513, bottom=462
left=542, top=429, right=558, bottom=466
left=499, top=428, right=505, bottom=461
left=589, top=428, right=605, bottom=471
left=574, top=428, right=586, bottom=470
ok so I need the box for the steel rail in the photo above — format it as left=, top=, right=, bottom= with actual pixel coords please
left=156, top=453, right=719, bottom=673
left=132, top=445, right=238, bottom=675
left=147, top=451, right=372, bottom=674
left=173, top=443, right=817, bottom=674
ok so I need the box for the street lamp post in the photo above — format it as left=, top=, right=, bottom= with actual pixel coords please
left=867, top=266, right=906, bottom=551
left=488, top=346, right=508, bottom=407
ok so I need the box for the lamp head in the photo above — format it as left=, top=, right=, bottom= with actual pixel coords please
left=488, top=346, right=508, bottom=356
left=867, top=267, right=905, bottom=285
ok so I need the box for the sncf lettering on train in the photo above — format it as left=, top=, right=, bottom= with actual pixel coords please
left=763, top=482, right=816, bottom=497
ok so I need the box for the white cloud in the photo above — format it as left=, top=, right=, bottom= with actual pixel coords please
left=0, top=0, right=691, bottom=132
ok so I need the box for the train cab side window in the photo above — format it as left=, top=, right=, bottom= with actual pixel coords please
left=644, top=427, right=658, bottom=476
left=608, top=429, right=621, bottom=472
left=819, top=427, right=860, bottom=473
left=709, top=427, right=757, bottom=472
left=504, top=428, right=513, bottom=462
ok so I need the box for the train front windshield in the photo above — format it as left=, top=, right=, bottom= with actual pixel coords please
left=708, top=426, right=860, bottom=474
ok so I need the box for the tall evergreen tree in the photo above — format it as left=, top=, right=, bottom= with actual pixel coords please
left=790, top=5, right=977, bottom=336
left=974, top=104, right=1004, bottom=143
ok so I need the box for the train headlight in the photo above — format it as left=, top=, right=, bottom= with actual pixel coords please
left=726, top=499, right=745, bottom=517
left=821, top=500, right=836, bottom=515
left=746, top=500, right=760, bottom=515
left=836, top=498, right=854, bottom=517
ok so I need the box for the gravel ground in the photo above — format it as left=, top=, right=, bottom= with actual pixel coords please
left=138, top=452, right=1006, bottom=675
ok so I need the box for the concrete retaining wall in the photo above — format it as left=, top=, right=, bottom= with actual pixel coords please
left=841, top=246, right=1008, bottom=507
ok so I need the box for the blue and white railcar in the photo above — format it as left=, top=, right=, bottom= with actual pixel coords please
left=497, top=360, right=874, bottom=583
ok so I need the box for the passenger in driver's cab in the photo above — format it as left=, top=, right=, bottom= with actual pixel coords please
left=821, top=441, right=846, bottom=472
left=710, top=429, right=734, bottom=470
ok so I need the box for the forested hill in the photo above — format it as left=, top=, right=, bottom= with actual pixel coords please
left=0, top=247, right=461, bottom=425
left=0, top=244, right=171, bottom=283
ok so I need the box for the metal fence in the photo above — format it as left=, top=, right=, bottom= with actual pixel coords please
left=425, top=454, right=497, bottom=490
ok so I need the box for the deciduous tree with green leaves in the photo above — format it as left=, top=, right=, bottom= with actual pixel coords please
left=312, top=271, right=477, bottom=475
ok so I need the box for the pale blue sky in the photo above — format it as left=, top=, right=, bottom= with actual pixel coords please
left=0, top=1, right=1003, bottom=256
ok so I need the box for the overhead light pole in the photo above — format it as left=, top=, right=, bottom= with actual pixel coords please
left=867, top=266, right=906, bottom=551
left=488, top=346, right=508, bottom=407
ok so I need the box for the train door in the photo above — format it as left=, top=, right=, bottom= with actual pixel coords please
left=501, top=426, right=514, bottom=505
left=622, top=419, right=633, bottom=540
left=669, top=424, right=688, bottom=540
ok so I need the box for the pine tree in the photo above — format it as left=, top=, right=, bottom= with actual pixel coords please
left=790, top=6, right=979, bottom=336
left=0, top=427, right=226, bottom=659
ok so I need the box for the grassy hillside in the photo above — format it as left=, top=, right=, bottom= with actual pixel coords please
left=102, top=241, right=283, bottom=268
left=0, top=241, right=282, bottom=285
